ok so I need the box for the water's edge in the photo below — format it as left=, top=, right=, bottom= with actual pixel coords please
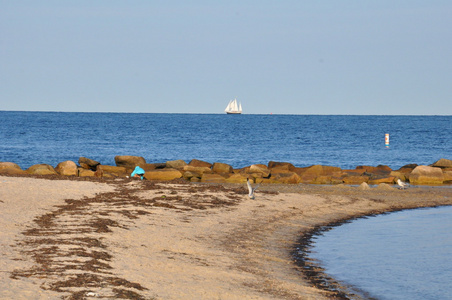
left=291, top=204, right=451, bottom=300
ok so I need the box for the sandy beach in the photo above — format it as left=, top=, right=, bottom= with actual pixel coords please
left=1, top=175, right=451, bottom=299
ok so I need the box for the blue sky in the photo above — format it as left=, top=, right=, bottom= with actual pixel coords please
left=1, top=1, right=451, bottom=114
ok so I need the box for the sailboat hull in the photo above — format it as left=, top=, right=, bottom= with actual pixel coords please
left=226, top=111, right=242, bottom=114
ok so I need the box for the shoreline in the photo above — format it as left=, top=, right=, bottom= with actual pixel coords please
left=1, top=175, right=451, bottom=299
left=260, top=184, right=452, bottom=299
left=291, top=204, right=452, bottom=299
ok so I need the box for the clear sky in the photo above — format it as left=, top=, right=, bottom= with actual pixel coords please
left=1, top=1, right=451, bottom=115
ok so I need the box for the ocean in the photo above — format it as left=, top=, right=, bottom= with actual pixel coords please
left=1, top=111, right=452, bottom=299
left=1, top=111, right=451, bottom=170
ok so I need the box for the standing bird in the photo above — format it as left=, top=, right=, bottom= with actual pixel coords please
left=247, top=178, right=260, bottom=199
left=397, top=179, right=409, bottom=189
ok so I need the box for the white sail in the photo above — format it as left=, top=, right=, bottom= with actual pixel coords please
left=232, top=99, right=238, bottom=111
left=224, top=100, right=233, bottom=112
left=225, top=98, right=242, bottom=114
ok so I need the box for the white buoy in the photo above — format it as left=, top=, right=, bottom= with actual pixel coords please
left=385, top=133, right=390, bottom=148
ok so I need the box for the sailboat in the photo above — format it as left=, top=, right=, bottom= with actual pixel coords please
left=224, top=98, right=242, bottom=114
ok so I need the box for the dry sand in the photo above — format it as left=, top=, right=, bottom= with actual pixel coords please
left=1, top=175, right=451, bottom=300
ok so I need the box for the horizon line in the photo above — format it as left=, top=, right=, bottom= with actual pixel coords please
left=1, top=110, right=451, bottom=117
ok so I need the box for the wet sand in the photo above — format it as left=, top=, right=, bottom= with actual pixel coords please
left=1, top=175, right=451, bottom=299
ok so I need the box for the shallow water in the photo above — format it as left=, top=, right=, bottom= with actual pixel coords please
left=309, top=206, right=452, bottom=300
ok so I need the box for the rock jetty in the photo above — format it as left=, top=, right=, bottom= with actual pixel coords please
left=1, top=156, right=452, bottom=186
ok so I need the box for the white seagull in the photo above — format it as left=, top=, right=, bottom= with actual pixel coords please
left=247, top=178, right=260, bottom=199
left=397, top=179, right=409, bottom=189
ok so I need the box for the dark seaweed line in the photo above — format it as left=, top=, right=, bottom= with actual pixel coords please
left=10, top=181, right=243, bottom=299
left=11, top=186, right=153, bottom=300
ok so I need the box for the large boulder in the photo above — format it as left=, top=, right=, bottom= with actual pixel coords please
left=391, top=164, right=417, bottom=181
left=310, top=175, right=332, bottom=184
left=342, top=169, right=366, bottom=175
left=409, top=165, right=444, bottom=185
left=141, top=163, right=158, bottom=171
left=182, top=165, right=212, bottom=182
left=188, top=159, right=212, bottom=168
left=248, top=164, right=270, bottom=178
left=212, top=162, right=233, bottom=174
left=97, top=165, right=128, bottom=177
left=267, top=172, right=300, bottom=184
left=0, top=168, right=27, bottom=175
left=166, top=160, right=187, bottom=170
left=182, top=171, right=199, bottom=181
left=225, top=173, right=248, bottom=183
left=297, top=166, right=319, bottom=183
left=200, top=173, right=227, bottom=183
left=397, top=164, right=418, bottom=173
left=0, top=162, right=22, bottom=170
left=431, top=158, right=452, bottom=169
left=144, top=163, right=166, bottom=170
left=390, top=171, right=408, bottom=182
left=298, top=165, right=342, bottom=184
left=143, top=169, right=182, bottom=181
left=293, top=166, right=309, bottom=176
left=342, top=174, right=369, bottom=184
left=303, top=165, right=324, bottom=175
left=443, top=171, right=452, bottom=183
left=270, top=166, right=296, bottom=174
left=322, top=165, right=343, bottom=175
left=356, top=165, right=392, bottom=174
left=114, top=155, right=146, bottom=169
left=78, top=157, right=100, bottom=170
left=368, top=175, right=396, bottom=185
left=77, top=168, right=95, bottom=177
left=183, top=165, right=212, bottom=175
left=268, top=161, right=296, bottom=172
left=0, top=162, right=26, bottom=175
left=27, top=164, right=58, bottom=175
left=55, top=160, right=78, bottom=176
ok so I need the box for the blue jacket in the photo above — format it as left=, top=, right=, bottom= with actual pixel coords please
left=131, top=166, right=145, bottom=179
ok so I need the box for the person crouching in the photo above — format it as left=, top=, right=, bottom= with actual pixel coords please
left=131, top=166, right=145, bottom=180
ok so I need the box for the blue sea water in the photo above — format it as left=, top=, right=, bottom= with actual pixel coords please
left=1, top=111, right=452, bottom=299
left=309, top=206, right=452, bottom=300
left=1, top=111, right=451, bottom=169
